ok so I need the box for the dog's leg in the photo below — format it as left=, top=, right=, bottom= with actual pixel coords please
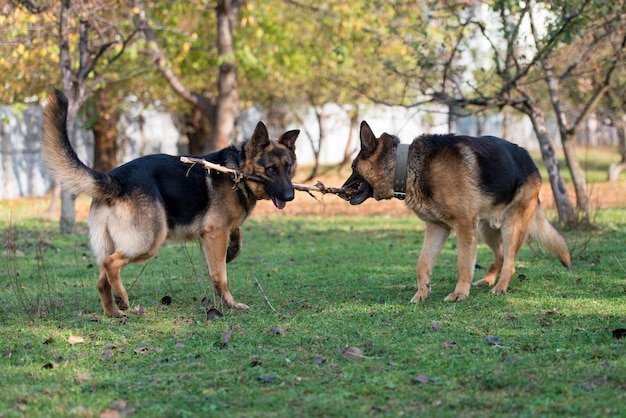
left=473, top=222, right=503, bottom=287
left=411, top=222, right=450, bottom=302
left=201, top=225, right=249, bottom=309
left=445, top=219, right=478, bottom=301
left=226, top=227, right=242, bottom=263
left=491, top=196, right=538, bottom=295
left=491, top=221, right=529, bottom=295
left=96, top=266, right=123, bottom=318
left=101, top=252, right=130, bottom=317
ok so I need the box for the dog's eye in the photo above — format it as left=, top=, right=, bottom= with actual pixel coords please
left=284, top=163, right=291, bottom=172
left=267, top=165, right=277, bottom=173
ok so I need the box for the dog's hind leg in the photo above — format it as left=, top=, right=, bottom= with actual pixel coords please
left=96, top=266, right=122, bottom=318
left=201, top=225, right=249, bottom=309
left=445, top=219, right=478, bottom=301
left=411, top=222, right=450, bottom=302
left=473, top=222, right=503, bottom=288
left=491, top=204, right=537, bottom=295
left=100, top=252, right=131, bottom=317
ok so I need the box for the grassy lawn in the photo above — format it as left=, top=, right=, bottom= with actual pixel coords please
left=1, top=203, right=625, bottom=417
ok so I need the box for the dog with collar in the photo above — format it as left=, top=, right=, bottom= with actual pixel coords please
left=43, top=89, right=299, bottom=317
left=341, top=121, right=571, bottom=302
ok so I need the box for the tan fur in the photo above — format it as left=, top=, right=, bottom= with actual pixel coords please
left=345, top=121, right=571, bottom=303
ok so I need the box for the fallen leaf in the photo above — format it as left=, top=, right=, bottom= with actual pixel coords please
left=42, top=362, right=54, bottom=369
left=131, top=305, right=146, bottom=315
left=442, top=340, right=456, bottom=349
left=431, top=321, right=442, bottom=331
left=99, top=409, right=122, bottom=418
left=270, top=327, right=285, bottom=335
left=342, top=346, right=365, bottom=361
left=258, top=375, right=275, bottom=383
left=43, top=337, right=54, bottom=345
left=485, top=336, right=502, bottom=346
left=207, top=308, right=223, bottom=319
left=76, top=373, right=92, bottom=383
left=133, top=346, right=150, bottom=354
left=413, top=373, right=430, bottom=384
left=221, top=332, right=232, bottom=345
left=175, top=343, right=185, bottom=348
left=102, top=349, right=114, bottom=359
left=161, top=295, right=172, bottom=305
left=67, top=336, right=85, bottom=345
left=313, top=357, right=326, bottom=364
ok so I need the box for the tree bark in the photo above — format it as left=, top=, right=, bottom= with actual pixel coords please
left=91, top=88, right=119, bottom=172
left=59, top=0, right=76, bottom=234
left=519, top=100, right=576, bottom=225
left=209, top=0, right=241, bottom=153
left=608, top=114, right=626, bottom=181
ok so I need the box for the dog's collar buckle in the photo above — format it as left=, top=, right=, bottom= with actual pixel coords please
left=393, top=144, right=410, bottom=200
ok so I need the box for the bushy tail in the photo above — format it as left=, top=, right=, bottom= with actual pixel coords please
left=529, top=204, right=572, bottom=270
left=43, top=89, right=121, bottom=199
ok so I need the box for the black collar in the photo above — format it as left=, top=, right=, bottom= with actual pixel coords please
left=393, top=144, right=410, bottom=200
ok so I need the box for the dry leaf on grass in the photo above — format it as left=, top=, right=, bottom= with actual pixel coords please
left=342, top=346, right=366, bottom=361
left=413, top=374, right=430, bottom=384
left=76, top=373, right=93, bottom=383
left=67, top=336, right=85, bottom=345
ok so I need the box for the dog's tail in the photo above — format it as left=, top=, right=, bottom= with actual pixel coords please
left=43, top=89, right=122, bottom=199
left=529, top=203, right=572, bottom=270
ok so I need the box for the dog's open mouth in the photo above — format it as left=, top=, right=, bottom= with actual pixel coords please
left=340, top=175, right=373, bottom=205
left=271, top=196, right=287, bottom=210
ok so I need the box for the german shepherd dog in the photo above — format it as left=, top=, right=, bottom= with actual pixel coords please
left=43, top=89, right=299, bottom=317
left=341, top=121, right=571, bottom=303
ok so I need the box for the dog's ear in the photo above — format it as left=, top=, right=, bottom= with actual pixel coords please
left=278, top=129, right=299, bottom=152
left=359, top=121, right=378, bottom=158
left=248, top=121, right=271, bottom=153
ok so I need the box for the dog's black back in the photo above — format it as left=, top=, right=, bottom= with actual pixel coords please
left=415, top=134, right=539, bottom=206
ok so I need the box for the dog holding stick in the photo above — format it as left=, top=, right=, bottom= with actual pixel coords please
left=43, top=89, right=299, bottom=317
left=341, top=121, right=571, bottom=302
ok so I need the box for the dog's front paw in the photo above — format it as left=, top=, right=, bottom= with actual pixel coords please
left=105, top=307, right=128, bottom=318
left=472, top=278, right=495, bottom=287
left=490, top=287, right=507, bottom=295
left=231, top=302, right=250, bottom=310
left=444, top=292, right=469, bottom=301
left=410, top=291, right=430, bottom=303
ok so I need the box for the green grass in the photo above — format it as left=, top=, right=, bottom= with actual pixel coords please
left=1, top=205, right=625, bottom=417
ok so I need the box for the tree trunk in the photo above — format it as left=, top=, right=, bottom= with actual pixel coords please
left=91, top=88, right=119, bottom=172
left=561, top=134, right=589, bottom=214
left=338, top=109, right=359, bottom=172
left=209, top=0, right=241, bottom=153
left=59, top=0, right=76, bottom=234
left=608, top=114, right=626, bottom=181
left=304, top=107, right=324, bottom=182
left=179, top=106, right=211, bottom=155
left=520, top=102, right=576, bottom=225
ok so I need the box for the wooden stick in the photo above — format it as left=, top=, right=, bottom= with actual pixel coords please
left=180, top=156, right=348, bottom=196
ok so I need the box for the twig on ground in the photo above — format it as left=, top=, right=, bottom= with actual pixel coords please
left=253, top=276, right=277, bottom=313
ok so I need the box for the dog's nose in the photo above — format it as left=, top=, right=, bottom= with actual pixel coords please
left=282, top=188, right=295, bottom=201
